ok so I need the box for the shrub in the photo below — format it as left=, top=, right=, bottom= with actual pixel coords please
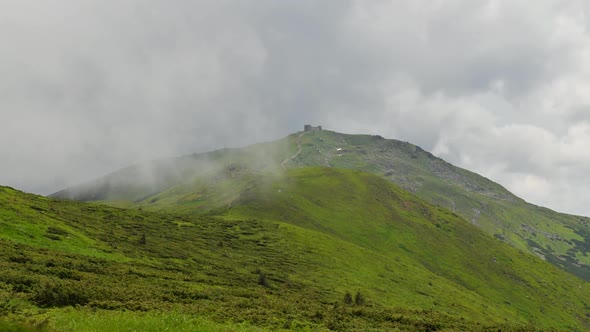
left=52, top=268, right=81, bottom=281
left=33, top=280, right=92, bottom=307
left=343, top=292, right=353, bottom=305
left=354, top=291, right=365, bottom=306
left=139, top=233, right=146, bottom=245
left=8, top=255, right=30, bottom=264
left=46, top=227, right=69, bottom=236
left=258, top=273, right=269, bottom=287
left=0, top=272, right=36, bottom=293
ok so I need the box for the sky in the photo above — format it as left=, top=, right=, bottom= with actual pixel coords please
left=2, top=0, right=590, bottom=216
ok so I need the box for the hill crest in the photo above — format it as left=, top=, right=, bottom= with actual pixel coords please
left=51, top=129, right=590, bottom=281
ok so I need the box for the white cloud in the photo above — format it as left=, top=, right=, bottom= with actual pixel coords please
left=2, top=0, right=590, bottom=216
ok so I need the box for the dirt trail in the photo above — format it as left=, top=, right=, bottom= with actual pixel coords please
left=281, top=132, right=304, bottom=169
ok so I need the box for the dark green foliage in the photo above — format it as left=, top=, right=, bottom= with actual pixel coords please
left=257, top=272, right=269, bottom=287
left=33, top=280, right=92, bottom=307
left=46, top=227, right=68, bottom=236
left=354, top=291, right=365, bottom=306
left=343, top=292, right=353, bottom=305
left=343, top=291, right=365, bottom=306
left=138, top=233, right=146, bottom=245
left=8, top=256, right=30, bottom=264
left=2, top=168, right=590, bottom=331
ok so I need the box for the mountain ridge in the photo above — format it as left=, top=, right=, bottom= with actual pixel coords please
left=50, top=129, right=590, bottom=281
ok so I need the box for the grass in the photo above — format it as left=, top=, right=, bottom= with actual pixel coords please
left=5, top=167, right=590, bottom=330
left=50, top=130, right=590, bottom=282
left=296, top=131, right=590, bottom=280
left=36, top=309, right=264, bottom=332
left=218, top=168, right=590, bottom=329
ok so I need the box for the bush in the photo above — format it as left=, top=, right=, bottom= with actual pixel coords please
left=354, top=291, right=365, bottom=306
left=258, top=273, right=269, bottom=287
left=8, top=256, right=30, bottom=264
left=33, top=280, right=92, bottom=307
left=46, top=227, right=69, bottom=236
left=343, top=291, right=365, bottom=306
left=138, top=233, right=147, bottom=245
left=343, top=292, right=353, bottom=305
left=0, top=272, right=36, bottom=293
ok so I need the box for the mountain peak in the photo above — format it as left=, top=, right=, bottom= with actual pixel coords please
left=51, top=129, right=590, bottom=281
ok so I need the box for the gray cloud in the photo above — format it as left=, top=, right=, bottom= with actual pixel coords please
left=2, top=0, right=590, bottom=216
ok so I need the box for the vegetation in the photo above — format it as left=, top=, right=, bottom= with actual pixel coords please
left=54, top=130, right=590, bottom=281
left=3, top=166, right=590, bottom=330
left=291, top=130, right=590, bottom=281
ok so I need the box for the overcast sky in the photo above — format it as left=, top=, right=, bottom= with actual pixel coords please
left=2, top=0, right=590, bottom=216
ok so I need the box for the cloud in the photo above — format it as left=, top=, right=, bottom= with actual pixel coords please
left=2, top=0, right=590, bottom=216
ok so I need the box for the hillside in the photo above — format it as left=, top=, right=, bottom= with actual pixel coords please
left=290, top=131, right=590, bottom=281
left=5, top=169, right=590, bottom=331
left=52, top=130, right=590, bottom=281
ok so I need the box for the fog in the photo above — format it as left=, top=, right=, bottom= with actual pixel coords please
left=3, top=0, right=590, bottom=216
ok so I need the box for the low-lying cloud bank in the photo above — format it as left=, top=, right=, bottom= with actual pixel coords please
left=2, top=0, right=590, bottom=216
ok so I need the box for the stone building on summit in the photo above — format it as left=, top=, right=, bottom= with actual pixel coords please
left=304, top=125, right=322, bottom=132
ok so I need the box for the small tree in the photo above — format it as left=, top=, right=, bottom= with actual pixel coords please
left=139, top=233, right=146, bottom=245
left=343, top=291, right=353, bottom=305
left=354, top=291, right=365, bottom=306
left=258, top=273, right=269, bottom=287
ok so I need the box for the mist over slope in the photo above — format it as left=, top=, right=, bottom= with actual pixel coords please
left=52, top=130, right=590, bottom=282
left=5, top=168, right=590, bottom=330
left=52, top=138, right=294, bottom=202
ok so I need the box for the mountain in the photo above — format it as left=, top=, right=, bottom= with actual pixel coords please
left=5, top=168, right=590, bottom=331
left=52, top=129, right=590, bottom=281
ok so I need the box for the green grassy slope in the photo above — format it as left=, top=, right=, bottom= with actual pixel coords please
left=15, top=166, right=590, bottom=330
left=130, top=167, right=590, bottom=330
left=287, top=131, right=590, bottom=281
left=50, top=130, right=590, bottom=282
